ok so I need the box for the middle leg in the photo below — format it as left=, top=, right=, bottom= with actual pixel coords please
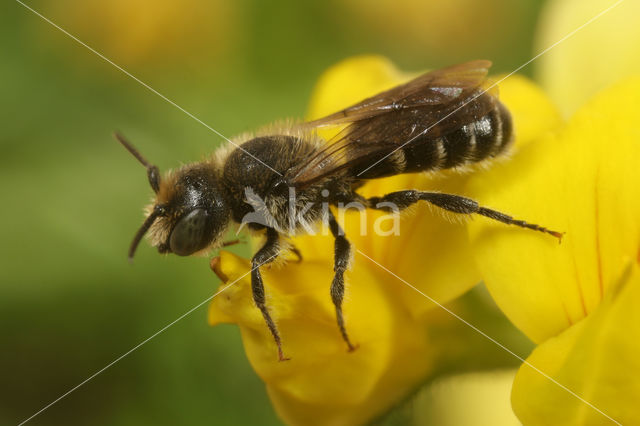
left=251, top=227, right=289, bottom=361
left=327, top=210, right=358, bottom=351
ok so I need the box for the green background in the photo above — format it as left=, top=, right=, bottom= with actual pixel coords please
left=1, top=1, right=546, bottom=424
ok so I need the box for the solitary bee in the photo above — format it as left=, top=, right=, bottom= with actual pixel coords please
left=118, top=60, right=562, bottom=361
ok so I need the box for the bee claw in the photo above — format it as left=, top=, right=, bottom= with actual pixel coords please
left=290, top=247, right=303, bottom=263
left=553, top=231, right=566, bottom=244
left=278, top=349, right=291, bottom=362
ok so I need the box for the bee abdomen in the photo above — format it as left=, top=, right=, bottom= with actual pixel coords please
left=407, top=102, right=512, bottom=173
left=355, top=102, right=513, bottom=180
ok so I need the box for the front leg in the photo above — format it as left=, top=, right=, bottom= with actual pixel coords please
left=328, top=211, right=358, bottom=352
left=252, top=228, right=289, bottom=361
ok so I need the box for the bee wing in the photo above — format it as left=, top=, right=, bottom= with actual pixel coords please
left=302, top=60, right=492, bottom=127
left=290, top=60, right=497, bottom=187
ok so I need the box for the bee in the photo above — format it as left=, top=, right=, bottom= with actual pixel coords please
left=117, top=60, right=562, bottom=361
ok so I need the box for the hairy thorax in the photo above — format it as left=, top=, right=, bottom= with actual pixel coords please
left=220, top=135, right=352, bottom=234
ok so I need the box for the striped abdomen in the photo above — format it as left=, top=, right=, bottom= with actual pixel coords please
left=355, top=102, right=513, bottom=179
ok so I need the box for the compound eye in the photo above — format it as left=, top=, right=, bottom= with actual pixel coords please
left=169, top=209, right=211, bottom=256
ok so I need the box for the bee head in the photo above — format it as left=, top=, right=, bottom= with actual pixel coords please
left=116, top=133, right=230, bottom=261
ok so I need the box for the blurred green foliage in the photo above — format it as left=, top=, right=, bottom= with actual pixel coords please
left=1, top=0, right=546, bottom=424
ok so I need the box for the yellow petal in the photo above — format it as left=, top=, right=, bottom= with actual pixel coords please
left=511, top=265, right=640, bottom=425
left=493, top=74, right=563, bottom=149
left=208, top=250, right=433, bottom=426
left=415, top=369, right=520, bottom=426
left=536, top=0, right=640, bottom=116
left=306, top=55, right=413, bottom=122
left=468, top=77, right=640, bottom=342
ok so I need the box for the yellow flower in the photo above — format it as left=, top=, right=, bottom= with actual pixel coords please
left=207, top=56, right=573, bottom=425
left=463, top=4, right=640, bottom=422
left=467, top=74, right=640, bottom=423
left=536, top=0, right=640, bottom=116
left=209, top=251, right=433, bottom=426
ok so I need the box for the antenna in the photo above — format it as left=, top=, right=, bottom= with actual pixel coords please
left=114, top=132, right=161, bottom=193
left=127, top=207, right=164, bottom=262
